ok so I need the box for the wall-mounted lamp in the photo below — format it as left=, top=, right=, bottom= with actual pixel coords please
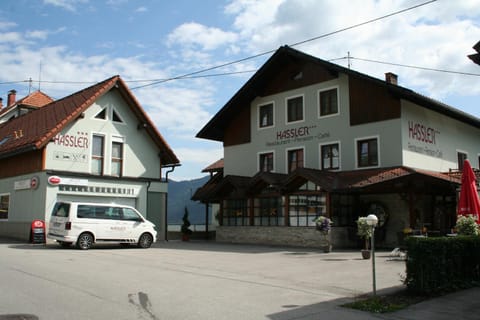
left=137, top=123, right=148, bottom=130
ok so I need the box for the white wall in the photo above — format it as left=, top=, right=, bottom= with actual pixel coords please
left=224, top=74, right=404, bottom=176
left=401, top=101, right=480, bottom=171
left=45, top=90, right=161, bottom=179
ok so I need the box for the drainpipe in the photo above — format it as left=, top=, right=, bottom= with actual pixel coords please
left=162, top=164, right=180, bottom=241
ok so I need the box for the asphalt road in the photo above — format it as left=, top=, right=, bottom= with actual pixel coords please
left=0, top=240, right=408, bottom=320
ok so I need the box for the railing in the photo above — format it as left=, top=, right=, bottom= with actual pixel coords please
left=167, top=224, right=216, bottom=232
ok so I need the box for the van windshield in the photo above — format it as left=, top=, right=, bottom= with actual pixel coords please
left=51, top=202, right=70, bottom=217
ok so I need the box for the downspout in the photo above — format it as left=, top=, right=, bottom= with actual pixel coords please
left=162, top=164, right=180, bottom=241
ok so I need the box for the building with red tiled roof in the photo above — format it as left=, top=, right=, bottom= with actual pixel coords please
left=194, top=46, right=479, bottom=248
left=0, top=90, right=54, bottom=124
left=0, top=76, right=180, bottom=241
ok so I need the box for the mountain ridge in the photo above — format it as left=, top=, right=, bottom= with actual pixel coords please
left=167, top=175, right=210, bottom=224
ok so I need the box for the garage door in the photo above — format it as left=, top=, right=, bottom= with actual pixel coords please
left=56, top=195, right=137, bottom=208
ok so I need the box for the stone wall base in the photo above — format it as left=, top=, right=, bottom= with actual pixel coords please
left=216, top=226, right=352, bottom=248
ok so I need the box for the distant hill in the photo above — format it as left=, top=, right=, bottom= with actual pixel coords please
left=167, top=176, right=211, bottom=225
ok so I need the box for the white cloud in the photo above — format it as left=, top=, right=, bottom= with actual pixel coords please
left=138, top=83, right=215, bottom=137
left=0, top=32, right=24, bottom=44
left=135, top=6, right=147, bottom=13
left=167, top=22, right=238, bottom=51
left=43, top=0, right=88, bottom=12
left=223, top=0, right=480, bottom=102
left=172, top=146, right=223, bottom=180
left=0, top=21, right=17, bottom=30
left=26, top=30, right=49, bottom=40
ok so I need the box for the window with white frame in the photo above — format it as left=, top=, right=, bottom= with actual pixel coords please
left=321, top=143, right=340, bottom=170
left=457, top=152, right=467, bottom=170
left=258, top=103, right=274, bottom=128
left=287, top=148, right=304, bottom=173
left=111, top=140, right=124, bottom=176
left=319, top=87, right=339, bottom=117
left=0, top=194, right=9, bottom=220
left=259, top=152, right=274, bottom=172
left=286, top=96, right=304, bottom=123
left=357, top=137, right=378, bottom=168
left=92, top=135, right=105, bottom=175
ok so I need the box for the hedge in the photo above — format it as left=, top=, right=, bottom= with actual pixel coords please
left=404, top=236, right=480, bottom=294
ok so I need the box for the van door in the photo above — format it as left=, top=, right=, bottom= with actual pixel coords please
left=101, top=206, right=129, bottom=241
left=120, top=207, right=145, bottom=241
left=76, top=205, right=105, bottom=240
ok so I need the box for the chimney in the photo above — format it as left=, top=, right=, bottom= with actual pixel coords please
left=385, top=72, right=398, bottom=85
left=0, top=98, right=3, bottom=108
left=7, top=89, right=16, bottom=106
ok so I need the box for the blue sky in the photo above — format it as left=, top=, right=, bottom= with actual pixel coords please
left=0, top=0, right=479, bottom=180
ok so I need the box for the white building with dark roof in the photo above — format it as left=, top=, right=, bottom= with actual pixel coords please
left=194, top=46, right=479, bottom=248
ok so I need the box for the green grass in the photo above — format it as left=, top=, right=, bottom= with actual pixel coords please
left=343, top=290, right=428, bottom=313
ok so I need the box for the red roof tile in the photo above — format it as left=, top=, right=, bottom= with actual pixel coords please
left=0, top=90, right=54, bottom=118
left=16, top=90, right=54, bottom=108
left=202, top=158, right=224, bottom=172
left=0, top=76, right=179, bottom=165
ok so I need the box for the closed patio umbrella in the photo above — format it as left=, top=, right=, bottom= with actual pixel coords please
left=457, top=159, right=480, bottom=224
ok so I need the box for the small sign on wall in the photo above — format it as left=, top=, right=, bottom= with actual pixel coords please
left=14, top=176, right=40, bottom=190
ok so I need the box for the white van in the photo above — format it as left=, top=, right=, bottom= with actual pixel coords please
left=47, top=201, right=157, bottom=250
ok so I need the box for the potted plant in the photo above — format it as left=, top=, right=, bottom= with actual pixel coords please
left=357, top=217, right=373, bottom=259
left=313, top=215, right=333, bottom=252
left=181, top=207, right=193, bottom=241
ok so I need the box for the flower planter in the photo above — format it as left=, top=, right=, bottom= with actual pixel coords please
left=322, top=245, right=332, bottom=253
left=361, top=249, right=371, bottom=259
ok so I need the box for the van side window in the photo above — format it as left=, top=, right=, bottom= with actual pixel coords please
left=123, top=208, right=142, bottom=221
left=77, top=205, right=96, bottom=218
left=104, top=207, right=122, bottom=220
left=52, top=202, right=70, bottom=217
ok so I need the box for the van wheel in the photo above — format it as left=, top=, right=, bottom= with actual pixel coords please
left=138, top=233, right=153, bottom=248
left=77, top=233, right=94, bottom=250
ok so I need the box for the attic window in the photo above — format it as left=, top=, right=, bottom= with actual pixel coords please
left=95, top=108, right=107, bottom=120
left=112, top=109, right=123, bottom=123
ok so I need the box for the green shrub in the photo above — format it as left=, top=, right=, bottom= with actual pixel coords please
left=357, top=217, right=372, bottom=250
left=404, top=236, right=480, bottom=294
left=455, top=215, right=479, bottom=236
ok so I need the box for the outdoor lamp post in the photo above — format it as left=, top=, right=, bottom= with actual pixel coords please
left=366, top=214, right=378, bottom=296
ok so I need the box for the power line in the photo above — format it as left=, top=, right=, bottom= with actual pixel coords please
left=290, top=0, right=436, bottom=48
left=328, top=56, right=480, bottom=77
left=130, top=0, right=437, bottom=90
left=0, top=0, right=438, bottom=90
left=350, top=56, right=480, bottom=77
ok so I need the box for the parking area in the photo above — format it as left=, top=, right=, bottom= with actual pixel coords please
left=0, top=239, right=411, bottom=319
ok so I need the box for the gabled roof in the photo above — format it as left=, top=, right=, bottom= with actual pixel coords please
left=193, top=166, right=461, bottom=202
left=0, top=75, right=179, bottom=165
left=16, top=90, right=54, bottom=108
left=248, top=171, right=287, bottom=194
left=201, top=158, right=224, bottom=173
left=0, top=90, right=54, bottom=118
left=284, top=166, right=460, bottom=194
left=197, top=45, right=480, bottom=141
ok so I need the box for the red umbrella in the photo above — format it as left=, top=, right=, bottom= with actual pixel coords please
left=457, top=159, right=480, bottom=224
